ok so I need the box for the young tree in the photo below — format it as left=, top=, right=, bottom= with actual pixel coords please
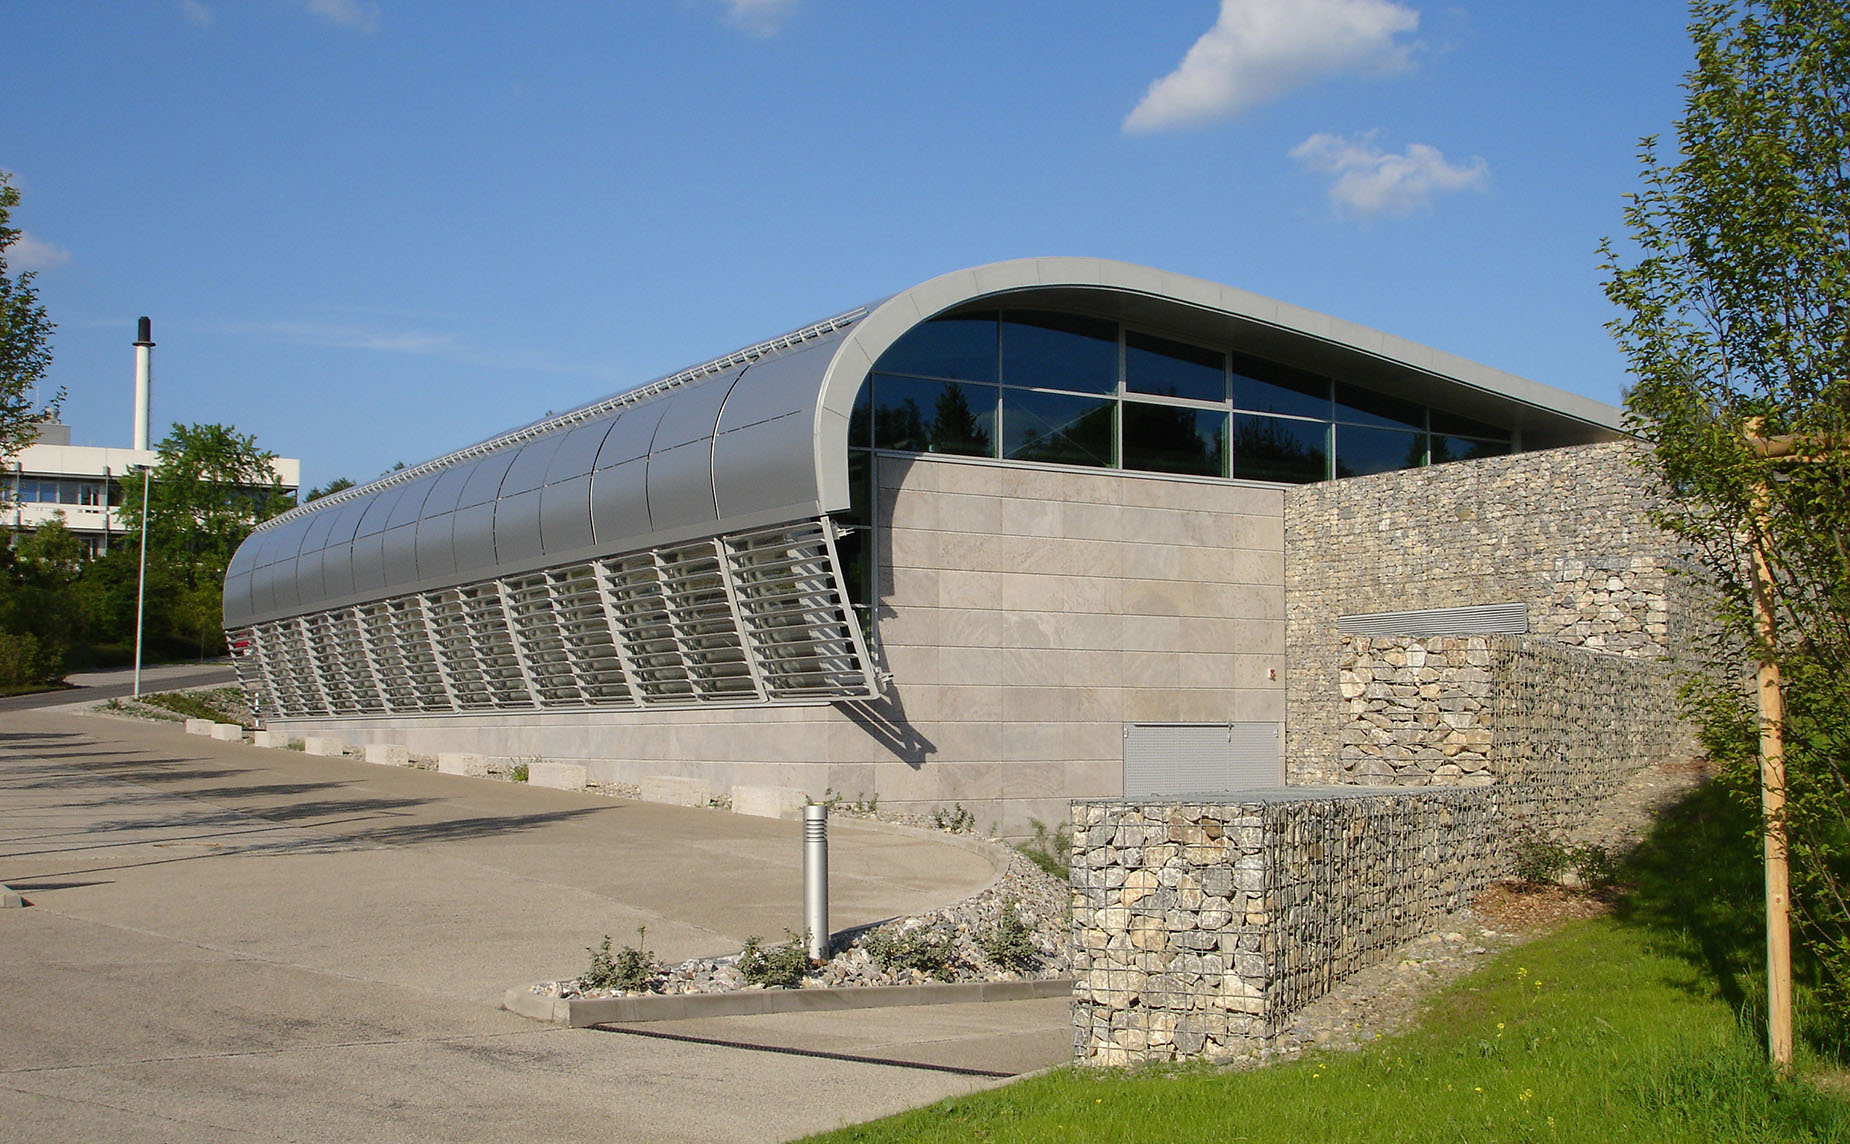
left=120, top=423, right=295, bottom=658
left=0, top=170, right=62, bottom=485
left=1602, top=0, right=1850, bottom=1038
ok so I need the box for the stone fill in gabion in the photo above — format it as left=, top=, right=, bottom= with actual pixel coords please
left=1070, top=791, right=1497, bottom=1066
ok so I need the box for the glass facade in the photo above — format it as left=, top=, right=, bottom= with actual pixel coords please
left=851, top=308, right=1517, bottom=485
left=7, top=476, right=117, bottom=506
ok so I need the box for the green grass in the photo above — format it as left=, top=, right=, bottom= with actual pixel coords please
left=804, top=779, right=1850, bottom=1144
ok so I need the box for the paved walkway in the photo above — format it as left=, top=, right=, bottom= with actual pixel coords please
left=0, top=707, right=1072, bottom=1142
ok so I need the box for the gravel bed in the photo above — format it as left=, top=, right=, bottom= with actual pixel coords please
left=539, top=850, right=1070, bottom=1000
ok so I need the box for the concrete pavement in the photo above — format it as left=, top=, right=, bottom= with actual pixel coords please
left=0, top=706, right=1072, bottom=1142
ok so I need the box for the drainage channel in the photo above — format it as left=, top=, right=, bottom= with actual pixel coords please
left=588, top=1024, right=1018, bottom=1079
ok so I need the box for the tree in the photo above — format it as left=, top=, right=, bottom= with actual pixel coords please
left=120, top=423, right=295, bottom=658
left=1602, top=0, right=1850, bottom=1041
left=304, top=476, right=355, bottom=502
left=0, top=170, right=62, bottom=487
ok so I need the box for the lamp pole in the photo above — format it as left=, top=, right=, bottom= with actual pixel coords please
left=132, top=464, right=151, bottom=699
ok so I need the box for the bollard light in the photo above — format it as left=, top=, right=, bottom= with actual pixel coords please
left=803, top=803, right=829, bottom=961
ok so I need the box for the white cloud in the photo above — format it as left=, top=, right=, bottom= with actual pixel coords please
left=719, top=0, right=796, bottom=36
left=9, top=232, right=71, bottom=271
left=304, top=0, right=380, bottom=34
left=178, top=0, right=212, bottom=27
left=1289, top=131, right=1487, bottom=218
left=1124, top=0, right=1419, bottom=132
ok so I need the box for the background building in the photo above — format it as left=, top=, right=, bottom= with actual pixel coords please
left=5, top=319, right=301, bottom=554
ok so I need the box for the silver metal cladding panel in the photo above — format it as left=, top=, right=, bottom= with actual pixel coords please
left=422, top=464, right=472, bottom=517
left=414, top=512, right=457, bottom=579
left=645, top=441, right=718, bottom=535
left=319, top=540, right=357, bottom=598
left=589, top=458, right=651, bottom=543
left=349, top=528, right=388, bottom=594
left=381, top=522, right=420, bottom=584
left=457, top=453, right=518, bottom=509
left=539, top=474, right=594, bottom=553
left=450, top=501, right=499, bottom=575
left=1123, top=721, right=1284, bottom=796
left=493, top=488, right=545, bottom=564
left=649, top=367, right=742, bottom=451
left=595, top=402, right=667, bottom=470
left=354, top=484, right=405, bottom=539
left=710, top=336, right=845, bottom=521
left=1338, top=602, right=1529, bottom=637
left=501, top=436, right=566, bottom=497
left=385, top=477, right=438, bottom=530
left=713, top=411, right=822, bottom=521
left=546, top=420, right=617, bottom=484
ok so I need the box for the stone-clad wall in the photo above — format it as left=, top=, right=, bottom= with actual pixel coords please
left=1071, top=791, right=1500, bottom=1065
left=1285, top=440, right=1704, bottom=784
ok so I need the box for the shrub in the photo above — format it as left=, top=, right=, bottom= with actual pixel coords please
left=1571, top=843, right=1619, bottom=891
left=861, top=924, right=958, bottom=980
left=929, top=803, right=975, bottom=833
left=510, top=761, right=530, bottom=783
left=978, top=899, right=1040, bottom=973
left=0, top=631, right=60, bottom=689
left=739, top=932, right=811, bottom=988
left=581, top=928, right=660, bottom=994
left=1509, top=832, right=1570, bottom=885
left=1016, top=818, right=1072, bottom=879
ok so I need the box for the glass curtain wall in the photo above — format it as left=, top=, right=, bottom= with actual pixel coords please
left=849, top=310, right=1514, bottom=484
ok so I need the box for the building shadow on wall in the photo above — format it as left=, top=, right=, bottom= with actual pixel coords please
left=838, top=693, right=935, bottom=768
left=836, top=466, right=937, bottom=768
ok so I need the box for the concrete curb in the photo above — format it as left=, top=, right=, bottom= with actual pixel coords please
left=504, top=977, right=1075, bottom=1028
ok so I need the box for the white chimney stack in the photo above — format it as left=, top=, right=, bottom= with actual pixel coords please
left=132, top=316, right=154, bottom=451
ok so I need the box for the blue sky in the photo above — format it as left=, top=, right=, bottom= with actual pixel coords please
left=6, top=0, right=1693, bottom=490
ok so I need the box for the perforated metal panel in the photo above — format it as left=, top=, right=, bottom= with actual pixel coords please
left=1338, top=602, right=1528, bottom=637
left=1123, top=722, right=1282, bottom=797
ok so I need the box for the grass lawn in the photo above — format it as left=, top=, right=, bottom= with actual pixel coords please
left=806, top=781, right=1850, bottom=1143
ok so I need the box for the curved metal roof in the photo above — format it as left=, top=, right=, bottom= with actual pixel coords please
left=225, top=257, right=1623, bottom=629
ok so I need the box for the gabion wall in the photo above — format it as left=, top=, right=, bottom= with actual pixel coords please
left=1338, top=634, right=1691, bottom=807
left=1284, top=440, right=1707, bottom=784
left=1071, top=790, right=1499, bottom=1066
left=1073, top=633, right=1690, bottom=1066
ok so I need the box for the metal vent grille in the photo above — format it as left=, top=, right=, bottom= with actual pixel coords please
left=1337, top=602, right=1528, bottom=637
left=229, top=517, right=878, bottom=720
left=1123, top=722, right=1282, bottom=796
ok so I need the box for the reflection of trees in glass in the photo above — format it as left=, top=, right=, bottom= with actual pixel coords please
left=931, top=384, right=991, bottom=456
left=1234, top=417, right=1327, bottom=483
left=1403, top=433, right=1430, bottom=470
left=1123, top=403, right=1220, bottom=476
left=1429, top=436, right=1505, bottom=465
left=875, top=397, right=927, bottom=451
left=1010, top=402, right=1114, bottom=467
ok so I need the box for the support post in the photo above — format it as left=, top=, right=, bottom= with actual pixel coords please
left=803, top=803, right=829, bottom=962
left=1750, top=478, right=1793, bottom=1074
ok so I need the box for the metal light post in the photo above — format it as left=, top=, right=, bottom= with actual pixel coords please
left=132, top=464, right=151, bottom=699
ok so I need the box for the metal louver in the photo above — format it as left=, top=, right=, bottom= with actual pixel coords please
left=229, top=517, right=879, bottom=720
